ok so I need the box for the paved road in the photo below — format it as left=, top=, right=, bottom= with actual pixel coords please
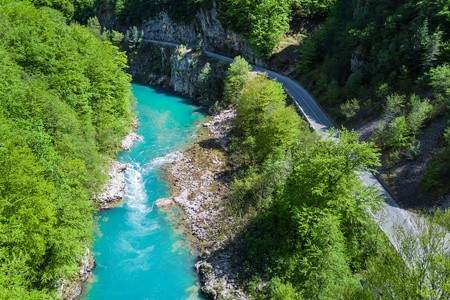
left=142, top=39, right=418, bottom=248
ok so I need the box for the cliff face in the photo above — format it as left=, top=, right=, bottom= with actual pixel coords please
left=126, top=41, right=227, bottom=107
left=139, top=4, right=255, bottom=61
left=127, top=43, right=174, bottom=86
left=169, top=47, right=210, bottom=98
left=98, top=2, right=268, bottom=67
left=141, top=4, right=270, bottom=67
left=127, top=43, right=209, bottom=98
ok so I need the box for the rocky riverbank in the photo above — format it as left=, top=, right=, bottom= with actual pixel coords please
left=58, top=248, right=96, bottom=300
left=93, top=130, right=142, bottom=210
left=62, top=128, right=142, bottom=300
left=156, top=108, right=249, bottom=299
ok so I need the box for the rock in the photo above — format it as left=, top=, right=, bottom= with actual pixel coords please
left=163, top=114, right=249, bottom=299
left=195, top=259, right=249, bottom=300
left=138, top=2, right=259, bottom=66
left=57, top=247, right=96, bottom=300
left=121, top=131, right=142, bottom=151
left=92, top=160, right=127, bottom=210
left=170, top=47, right=207, bottom=98
left=156, top=197, right=174, bottom=207
left=202, top=107, right=237, bottom=149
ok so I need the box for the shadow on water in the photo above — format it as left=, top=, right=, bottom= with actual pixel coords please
left=132, top=82, right=207, bottom=115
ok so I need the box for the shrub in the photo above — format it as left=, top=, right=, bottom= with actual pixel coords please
left=223, top=56, right=251, bottom=105
left=340, top=98, right=360, bottom=120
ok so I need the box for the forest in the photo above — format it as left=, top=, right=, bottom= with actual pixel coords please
left=297, top=0, right=450, bottom=194
left=217, top=57, right=450, bottom=299
left=0, top=0, right=133, bottom=298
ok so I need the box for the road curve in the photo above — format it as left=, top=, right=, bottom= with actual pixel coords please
left=142, top=39, right=418, bottom=248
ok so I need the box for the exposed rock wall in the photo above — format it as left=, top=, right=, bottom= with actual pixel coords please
left=169, top=47, right=209, bottom=98
left=98, top=2, right=268, bottom=67
left=127, top=43, right=174, bottom=85
left=58, top=248, right=96, bottom=300
left=127, top=42, right=226, bottom=103
left=138, top=4, right=256, bottom=62
left=138, top=3, right=269, bottom=67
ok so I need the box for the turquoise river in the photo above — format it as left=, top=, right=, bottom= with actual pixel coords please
left=82, top=84, right=206, bottom=300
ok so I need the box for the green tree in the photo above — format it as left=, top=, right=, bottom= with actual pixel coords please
left=0, top=1, right=133, bottom=296
left=236, top=74, right=286, bottom=135
left=340, top=98, right=360, bottom=121
left=348, top=210, right=450, bottom=299
left=406, top=94, right=432, bottom=135
left=223, top=56, right=251, bottom=105
left=248, top=0, right=291, bottom=59
left=430, top=63, right=450, bottom=93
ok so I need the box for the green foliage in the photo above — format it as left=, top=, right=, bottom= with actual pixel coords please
left=236, top=128, right=383, bottom=298
left=30, top=0, right=95, bottom=21
left=235, top=74, right=309, bottom=163
left=87, top=16, right=102, bottom=38
left=113, top=0, right=213, bottom=25
left=191, top=33, right=204, bottom=51
left=247, top=0, right=291, bottom=59
left=195, top=59, right=227, bottom=109
left=425, top=127, right=450, bottom=190
left=223, top=56, right=251, bottom=105
left=222, top=56, right=385, bottom=299
left=268, top=277, right=302, bottom=300
left=347, top=210, right=450, bottom=300
left=406, top=94, right=432, bottom=135
left=0, top=1, right=133, bottom=297
left=372, top=93, right=431, bottom=151
left=297, top=0, right=450, bottom=119
left=220, top=0, right=336, bottom=58
left=387, top=116, right=410, bottom=148
left=226, top=70, right=383, bottom=298
left=228, top=72, right=313, bottom=217
left=430, top=63, right=450, bottom=111
left=340, top=98, right=360, bottom=121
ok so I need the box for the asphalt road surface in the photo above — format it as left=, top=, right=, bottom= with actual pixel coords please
left=142, top=39, right=419, bottom=249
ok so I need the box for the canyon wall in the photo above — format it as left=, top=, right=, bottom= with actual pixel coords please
left=98, top=2, right=269, bottom=67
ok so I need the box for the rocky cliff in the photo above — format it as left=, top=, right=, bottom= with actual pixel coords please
left=127, top=43, right=206, bottom=98
left=126, top=42, right=227, bottom=107
left=98, top=2, right=269, bottom=67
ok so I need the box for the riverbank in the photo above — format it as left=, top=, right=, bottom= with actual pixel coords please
left=156, top=108, right=250, bottom=299
left=61, top=126, right=142, bottom=299
left=94, top=130, right=142, bottom=211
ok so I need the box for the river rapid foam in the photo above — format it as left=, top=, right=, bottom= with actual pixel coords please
left=81, top=84, right=206, bottom=300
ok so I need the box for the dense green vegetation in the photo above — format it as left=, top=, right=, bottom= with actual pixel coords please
left=223, top=58, right=379, bottom=298
left=30, top=0, right=96, bottom=21
left=221, top=56, right=450, bottom=299
left=297, top=0, right=450, bottom=191
left=345, top=209, right=450, bottom=300
left=110, top=0, right=213, bottom=24
left=219, top=0, right=336, bottom=58
left=0, top=0, right=133, bottom=297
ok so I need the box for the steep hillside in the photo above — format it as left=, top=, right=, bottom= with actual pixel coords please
left=0, top=1, right=134, bottom=298
left=297, top=0, right=450, bottom=208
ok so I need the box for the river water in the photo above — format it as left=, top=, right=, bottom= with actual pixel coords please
left=81, top=84, right=206, bottom=300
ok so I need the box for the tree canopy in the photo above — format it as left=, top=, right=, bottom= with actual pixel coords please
left=0, top=1, right=133, bottom=297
